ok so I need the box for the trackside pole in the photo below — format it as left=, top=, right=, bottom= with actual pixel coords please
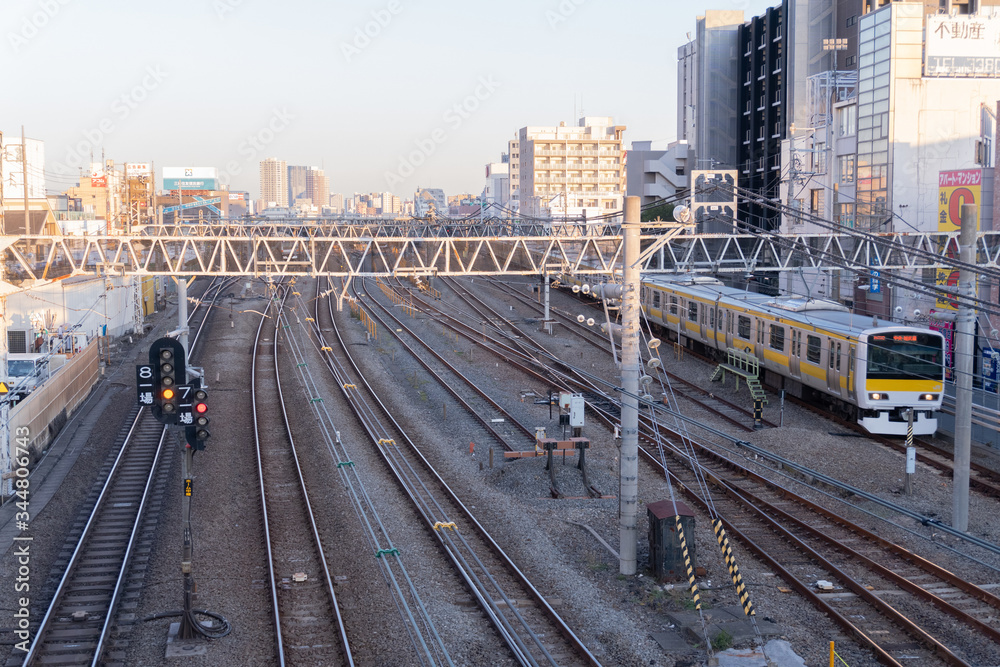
left=619, top=196, right=641, bottom=575
left=953, top=203, right=976, bottom=531
left=178, top=278, right=190, bottom=355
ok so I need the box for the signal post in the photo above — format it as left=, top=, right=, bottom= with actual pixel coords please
left=140, top=337, right=211, bottom=640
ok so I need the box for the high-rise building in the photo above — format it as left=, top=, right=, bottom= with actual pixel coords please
left=306, top=167, right=329, bottom=211
left=512, top=117, right=626, bottom=221
left=260, top=158, right=288, bottom=207
left=288, top=165, right=308, bottom=204
left=329, top=193, right=344, bottom=214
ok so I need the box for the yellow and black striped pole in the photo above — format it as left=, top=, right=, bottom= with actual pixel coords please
left=712, top=518, right=755, bottom=617
left=675, top=515, right=700, bottom=610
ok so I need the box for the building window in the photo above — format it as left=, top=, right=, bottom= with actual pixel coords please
left=813, top=143, right=826, bottom=173
left=810, top=189, right=824, bottom=217
left=769, top=324, right=785, bottom=351
left=846, top=15, right=856, bottom=27
left=839, top=155, right=855, bottom=183
left=806, top=335, right=821, bottom=363
left=738, top=316, right=751, bottom=340
left=837, top=105, right=856, bottom=137
left=846, top=55, right=856, bottom=67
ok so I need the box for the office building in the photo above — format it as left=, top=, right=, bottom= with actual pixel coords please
left=288, top=165, right=308, bottom=204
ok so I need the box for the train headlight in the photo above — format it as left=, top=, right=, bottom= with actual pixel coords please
left=919, top=393, right=938, bottom=401
left=868, top=392, right=890, bottom=401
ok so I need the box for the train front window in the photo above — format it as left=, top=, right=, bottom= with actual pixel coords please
left=867, top=333, right=943, bottom=380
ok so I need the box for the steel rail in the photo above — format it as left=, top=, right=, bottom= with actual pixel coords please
left=252, top=285, right=353, bottom=667
left=316, top=278, right=601, bottom=667
left=23, top=277, right=230, bottom=665
left=403, top=278, right=993, bottom=665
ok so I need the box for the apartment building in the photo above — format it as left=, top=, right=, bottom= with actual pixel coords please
left=512, top=117, right=626, bottom=221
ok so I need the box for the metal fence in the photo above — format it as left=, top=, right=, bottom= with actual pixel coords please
left=10, top=342, right=100, bottom=458
left=938, top=386, right=1000, bottom=449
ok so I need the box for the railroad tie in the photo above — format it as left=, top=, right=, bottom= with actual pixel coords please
left=712, top=518, right=755, bottom=617
left=675, top=515, right=701, bottom=611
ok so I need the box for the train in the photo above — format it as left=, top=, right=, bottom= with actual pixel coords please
left=563, top=272, right=946, bottom=436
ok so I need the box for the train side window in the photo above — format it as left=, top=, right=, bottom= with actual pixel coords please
left=829, top=339, right=835, bottom=368
left=836, top=342, right=842, bottom=371
left=757, top=321, right=764, bottom=345
left=806, top=335, right=821, bottom=363
left=652, top=291, right=660, bottom=309
left=669, top=296, right=678, bottom=315
left=688, top=301, right=698, bottom=322
left=769, top=324, right=785, bottom=351
left=737, top=316, right=751, bottom=339
left=641, top=286, right=647, bottom=303
left=710, top=308, right=716, bottom=329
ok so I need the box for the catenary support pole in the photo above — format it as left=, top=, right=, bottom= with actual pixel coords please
left=619, top=196, right=641, bottom=575
left=953, top=203, right=977, bottom=532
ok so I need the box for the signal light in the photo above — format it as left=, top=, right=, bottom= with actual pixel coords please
left=185, top=384, right=210, bottom=451
left=149, top=337, right=186, bottom=424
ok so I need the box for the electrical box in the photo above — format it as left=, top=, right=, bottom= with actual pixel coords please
left=558, top=392, right=572, bottom=411
left=647, top=499, right=696, bottom=581
left=569, top=394, right=585, bottom=427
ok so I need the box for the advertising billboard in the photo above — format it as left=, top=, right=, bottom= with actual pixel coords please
left=936, top=169, right=982, bottom=310
left=163, top=178, right=220, bottom=191
left=126, top=163, right=151, bottom=175
left=925, top=14, right=1000, bottom=77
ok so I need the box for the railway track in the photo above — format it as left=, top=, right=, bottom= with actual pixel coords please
left=456, top=278, right=778, bottom=431
left=546, top=279, right=1000, bottom=498
left=19, top=278, right=232, bottom=666
left=252, top=288, right=352, bottom=666
left=313, top=277, right=602, bottom=667
left=405, top=276, right=1000, bottom=665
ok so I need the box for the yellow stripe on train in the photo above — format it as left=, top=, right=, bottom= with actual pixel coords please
left=865, top=379, right=943, bottom=392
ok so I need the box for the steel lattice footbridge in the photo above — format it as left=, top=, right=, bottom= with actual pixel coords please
left=2, top=219, right=999, bottom=291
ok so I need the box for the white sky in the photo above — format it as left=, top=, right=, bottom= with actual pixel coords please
left=2, top=0, right=777, bottom=200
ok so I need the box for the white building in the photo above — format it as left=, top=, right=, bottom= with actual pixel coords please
left=511, top=117, right=626, bottom=221
left=259, top=158, right=288, bottom=208
left=484, top=158, right=509, bottom=206
left=414, top=188, right=447, bottom=216
left=626, top=140, right=691, bottom=205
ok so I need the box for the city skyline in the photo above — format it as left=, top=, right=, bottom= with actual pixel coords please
left=1, top=0, right=776, bottom=200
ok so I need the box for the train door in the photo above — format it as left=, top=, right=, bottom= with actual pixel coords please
left=789, top=330, right=801, bottom=379
left=754, top=318, right=766, bottom=363
left=847, top=344, right=856, bottom=400
left=826, top=338, right=843, bottom=397
left=699, top=303, right=708, bottom=342
left=725, top=310, right=734, bottom=350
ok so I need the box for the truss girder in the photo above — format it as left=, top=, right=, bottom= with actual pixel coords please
left=1, top=231, right=998, bottom=283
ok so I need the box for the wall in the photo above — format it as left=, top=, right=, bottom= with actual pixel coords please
left=9, top=341, right=100, bottom=458
left=5, top=276, right=140, bottom=347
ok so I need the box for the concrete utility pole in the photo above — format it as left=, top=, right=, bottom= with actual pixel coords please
left=177, top=279, right=189, bottom=355
left=953, top=203, right=977, bottom=532
left=619, top=196, right=641, bottom=575
left=22, top=127, right=29, bottom=234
